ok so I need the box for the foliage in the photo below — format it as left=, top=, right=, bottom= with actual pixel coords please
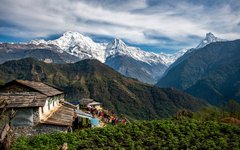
left=226, top=99, right=240, bottom=118
left=0, top=58, right=207, bottom=120
left=157, top=40, right=240, bottom=106
left=11, top=119, right=240, bottom=150
left=192, top=100, right=240, bottom=122
left=193, top=107, right=223, bottom=121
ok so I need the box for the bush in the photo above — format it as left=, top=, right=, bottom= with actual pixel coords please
left=11, top=119, right=240, bottom=150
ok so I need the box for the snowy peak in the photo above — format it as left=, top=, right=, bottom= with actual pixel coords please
left=205, top=32, right=217, bottom=41
left=30, top=31, right=90, bottom=46
left=62, top=31, right=84, bottom=38
left=106, top=38, right=130, bottom=57
left=28, top=31, right=187, bottom=65
left=50, top=31, right=99, bottom=50
left=196, top=32, right=224, bottom=49
left=105, top=38, right=168, bottom=65
left=30, top=31, right=106, bottom=62
left=107, top=38, right=127, bottom=50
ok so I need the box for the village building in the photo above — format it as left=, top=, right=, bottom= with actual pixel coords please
left=0, top=80, right=77, bottom=137
left=80, top=98, right=102, bottom=110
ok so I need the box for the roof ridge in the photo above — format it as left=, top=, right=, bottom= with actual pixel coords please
left=11, top=80, right=63, bottom=96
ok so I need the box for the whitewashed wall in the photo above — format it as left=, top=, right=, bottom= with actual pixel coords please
left=39, top=94, right=63, bottom=120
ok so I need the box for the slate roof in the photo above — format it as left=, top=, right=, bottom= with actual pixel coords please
left=75, top=109, right=93, bottom=119
left=63, top=101, right=78, bottom=109
left=88, top=102, right=101, bottom=106
left=0, top=92, right=47, bottom=108
left=1, top=80, right=63, bottom=96
left=79, top=98, right=95, bottom=106
left=41, top=105, right=75, bottom=126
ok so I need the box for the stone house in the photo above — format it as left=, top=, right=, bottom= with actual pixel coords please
left=80, top=98, right=102, bottom=110
left=0, top=80, right=76, bottom=136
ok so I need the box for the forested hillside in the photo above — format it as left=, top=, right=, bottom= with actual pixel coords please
left=0, top=58, right=207, bottom=120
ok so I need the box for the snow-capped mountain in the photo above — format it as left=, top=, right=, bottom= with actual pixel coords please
left=159, top=49, right=188, bottom=65
left=159, top=32, right=225, bottom=81
left=31, top=31, right=184, bottom=66
left=0, top=43, right=80, bottom=64
left=106, top=38, right=169, bottom=65
left=31, top=31, right=106, bottom=62
left=196, top=32, right=225, bottom=49
left=30, top=31, right=188, bottom=84
left=2, top=31, right=223, bottom=84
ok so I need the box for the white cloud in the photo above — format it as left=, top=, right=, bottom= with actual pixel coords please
left=0, top=0, right=239, bottom=51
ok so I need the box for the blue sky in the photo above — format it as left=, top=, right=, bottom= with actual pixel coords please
left=0, top=0, right=240, bottom=53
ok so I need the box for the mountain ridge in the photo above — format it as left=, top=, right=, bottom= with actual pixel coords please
left=157, top=39, right=240, bottom=105
left=0, top=31, right=224, bottom=84
left=30, top=31, right=184, bottom=65
left=0, top=57, right=208, bottom=119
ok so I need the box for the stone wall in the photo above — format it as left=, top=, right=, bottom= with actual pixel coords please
left=11, top=124, right=69, bottom=139
left=10, top=107, right=40, bottom=127
left=33, top=108, right=40, bottom=125
left=34, top=124, right=68, bottom=134
left=11, top=108, right=33, bottom=126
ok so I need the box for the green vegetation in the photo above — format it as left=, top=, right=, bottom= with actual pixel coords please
left=226, top=99, right=240, bottom=118
left=11, top=119, right=240, bottom=150
left=191, top=100, right=240, bottom=122
left=0, top=58, right=207, bottom=119
left=157, top=40, right=240, bottom=106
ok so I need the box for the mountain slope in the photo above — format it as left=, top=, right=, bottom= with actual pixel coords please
left=105, top=55, right=167, bottom=84
left=31, top=32, right=182, bottom=65
left=0, top=43, right=80, bottom=64
left=31, top=31, right=106, bottom=62
left=0, top=58, right=207, bottom=119
left=157, top=39, right=240, bottom=105
left=28, top=31, right=187, bottom=83
left=0, top=32, right=221, bottom=84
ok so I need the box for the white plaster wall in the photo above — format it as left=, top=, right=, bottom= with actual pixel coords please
left=56, top=99, right=59, bottom=105
left=43, top=98, right=49, bottom=114
left=41, top=95, right=63, bottom=117
left=49, top=98, right=54, bottom=110
left=39, top=107, right=42, bottom=120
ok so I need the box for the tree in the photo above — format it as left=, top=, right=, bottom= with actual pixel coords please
left=226, top=99, right=240, bottom=118
left=176, top=109, right=193, bottom=120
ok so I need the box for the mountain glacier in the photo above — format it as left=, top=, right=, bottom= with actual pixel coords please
left=30, top=31, right=185, bottom=66
left=31, top=32, right=106, bottom=62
